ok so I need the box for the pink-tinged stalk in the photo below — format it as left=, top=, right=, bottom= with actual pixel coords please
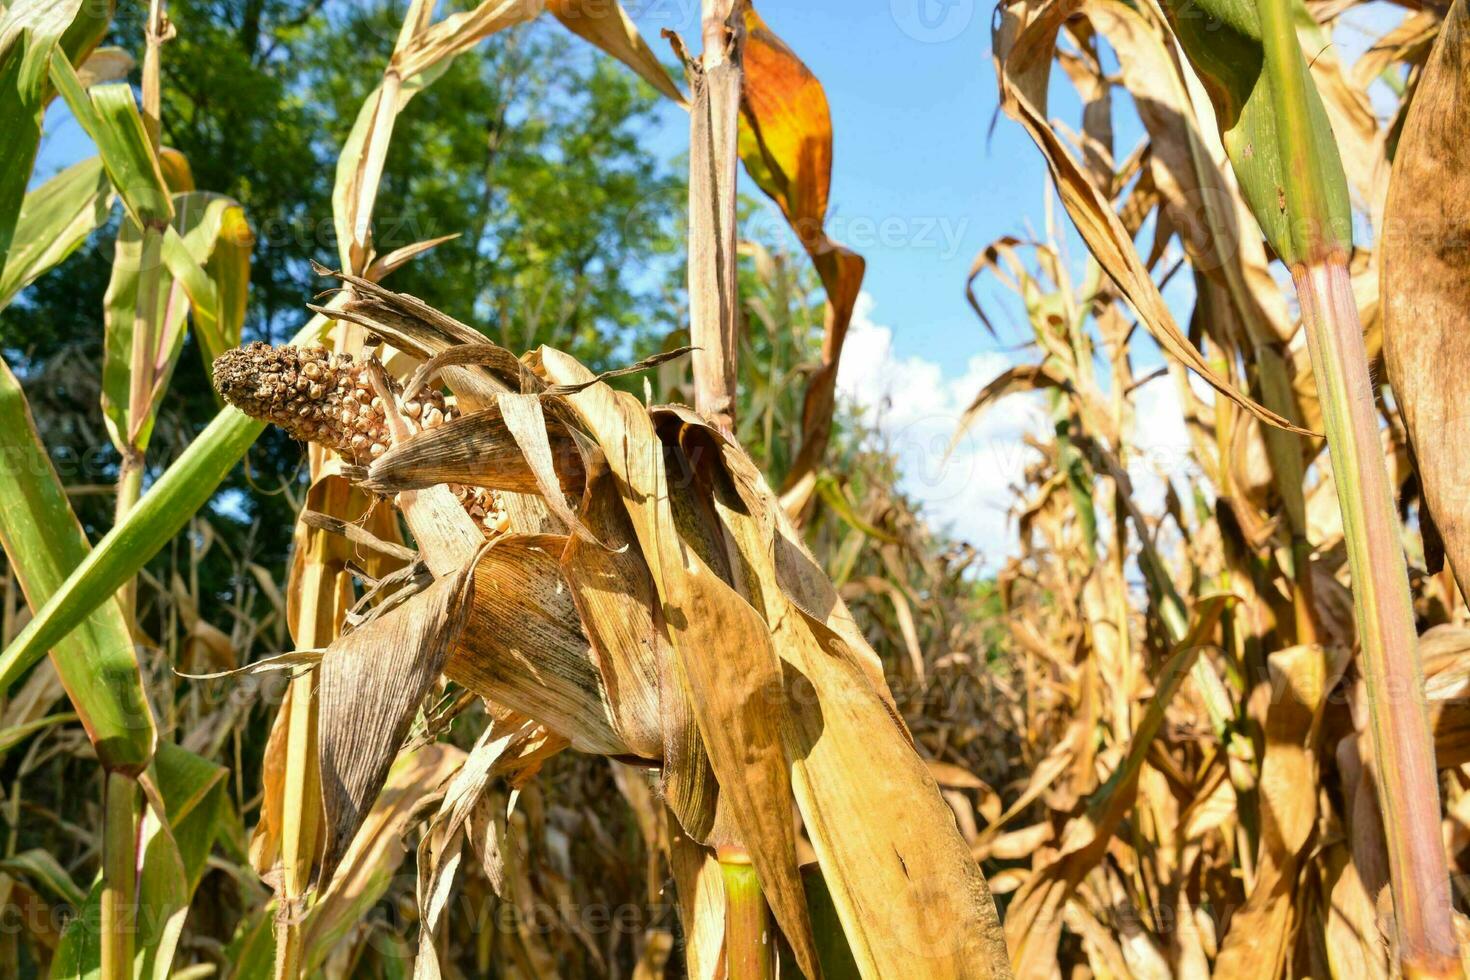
left=1294, top=258, right=1461, bottom=977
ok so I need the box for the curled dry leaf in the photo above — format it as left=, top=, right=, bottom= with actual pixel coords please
left=1213, top=645, right=1339, bottom=978
left=659, top=406, right=1011, bottom=977
left=316, top=555, right=476, bottom=889
left=362, top=401, right=585, bottom=499
left=444, top=534, right=630, bottom=757
left=545, top=0, right=685, bottom=104
left=560, top=454, right=673, bottom=776
left=302, top=743, right=466, bottom=971
left=1003, top=596, right=1228, bottom=976
left=413, top=712, right=552, bottom=980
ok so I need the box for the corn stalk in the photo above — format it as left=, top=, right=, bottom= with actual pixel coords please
left=1248, top=0, right=1457, bottom=971
left=687, top=0, right=743, bottom=435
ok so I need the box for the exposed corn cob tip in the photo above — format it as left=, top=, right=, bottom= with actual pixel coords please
left=212, top=342, right=507, bottom=535
left=212, top=341, right=449, bottom=465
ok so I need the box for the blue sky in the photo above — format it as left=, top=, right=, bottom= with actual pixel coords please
left=36, top=1, right=1039, bottom=366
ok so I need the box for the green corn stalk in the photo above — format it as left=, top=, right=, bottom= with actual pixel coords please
left=1161, top=0, right=1460, bottom=970
left=1257, top=5, right=1457, bottom=974
left=98, top=771, right=141, bottom=978
left=53, top=743, right=230, bottom=979
left=719, top=849, right=776, bottom=980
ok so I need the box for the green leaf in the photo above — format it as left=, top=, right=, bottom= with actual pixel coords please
left=100, top=217, right=175, bottom=455
left=0, top=403, right=267, bottom=695
left=102, top=194, right=252, bottom=455
left=1158, top=0, right=1351, bottom=262
left=50, top=877, right=105, bottom=980
left=151, top=740, right=229, bottom=841
left=812, top=473, right=899, bottom=544
left=777, top=864, right=862, bottom=980
left=196, top=197, right=253, bottom=361
left=0, top=155, right=113, bottom=310
left=0, top=304, right=339, bottom=696
left=136, top=744, right=229, bottom=979
left=55, top=0, right=114, bottom=76
left=48, top=53, right=173, bottom=228
left=1054, top=410, right=1097, bottom=564
left=0, top=357, right=156, bottom=774
left=0, top=0, right=85, bottom=266
left=222, top=905, right=276, bottom=980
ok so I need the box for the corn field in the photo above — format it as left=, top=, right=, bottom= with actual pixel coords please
left=1, top=0, right=1468, bottom=976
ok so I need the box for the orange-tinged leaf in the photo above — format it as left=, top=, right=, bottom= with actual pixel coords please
left=738, top=0, right=867, bottom=491
left=158, top=146, right=193, bottom=193
left=739, top=3, right=831, bottom=232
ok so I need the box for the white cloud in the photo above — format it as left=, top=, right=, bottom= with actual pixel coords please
left=834, top=294, right=1201, bottom=570
left=836, top=292, right=1049, bottom=568
left=1122, top=371, right=1197, bottom=514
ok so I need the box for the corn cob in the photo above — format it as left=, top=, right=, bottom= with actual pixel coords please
left=213, top=342, right=506, bottom=533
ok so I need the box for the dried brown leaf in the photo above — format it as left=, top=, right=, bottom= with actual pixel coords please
left=362, top=402, right=582, bottom=499
left=444, top=534, right=629, bottom=756
left=316, top=556, right=475, bottom=888
left=1213, top=645, right=1337, bottom=978
left=1381, top=0, right=1470, bottom=599
left=535, top=347, right=820, bottom=975
left=688, top=418, right=1012, bottom=977
left=560, top=453, right=668, bottom=762
left=545, top=0, right=685, bottom=104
